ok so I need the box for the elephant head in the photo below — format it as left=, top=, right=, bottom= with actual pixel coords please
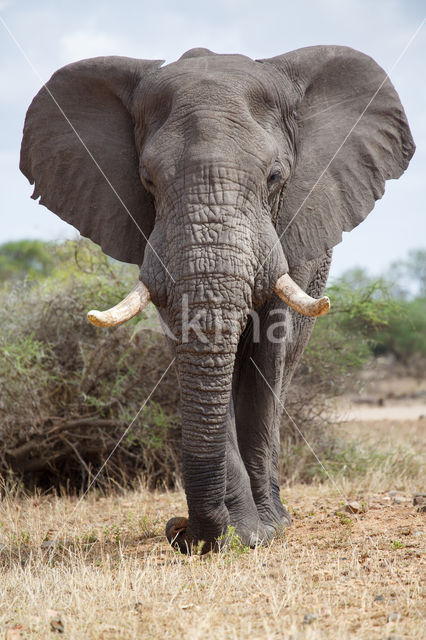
left=20, top=46, right=414, bottom=551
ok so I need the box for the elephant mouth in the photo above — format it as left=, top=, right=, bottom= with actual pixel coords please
left=87, top=274, right=330, bottom=328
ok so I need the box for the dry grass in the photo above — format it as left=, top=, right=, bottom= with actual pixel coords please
left=1, top=419, right=425, bottom=639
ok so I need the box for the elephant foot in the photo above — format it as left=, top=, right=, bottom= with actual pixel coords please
left=165, top=517, right=216, bottom=555
left=165, top=516, right=191, bottom=553
left=273, top=493, right=292, bottom=528
left=225, top=510, right=272, bottom=548
left=273, top=501, right=292, bottom=528
left=255, top=497, right=292, bottom=536
left=165, top=515, right=272, bottom=554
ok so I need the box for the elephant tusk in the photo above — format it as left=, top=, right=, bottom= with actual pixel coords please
left=87, top=281, right=151, bottom=327
left=274, top=274, right=330, bottom=317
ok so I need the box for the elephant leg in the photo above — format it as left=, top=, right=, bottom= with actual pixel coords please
left=233, top=299, right=290, bottom=532
left=166, top=394, right=272, bottom=551
left=224, top=396, right=271, bottom=545
left=158, top=310, right=268, bottom=549
left=234, top=252, right=332, bottom=532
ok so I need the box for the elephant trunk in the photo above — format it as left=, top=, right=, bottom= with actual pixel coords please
left=170, top=273, right=250, bottom=543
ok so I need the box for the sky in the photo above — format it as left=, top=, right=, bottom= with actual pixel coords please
left=0, top=0, right=424, bottom=282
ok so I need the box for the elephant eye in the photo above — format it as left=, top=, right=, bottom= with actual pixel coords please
left=267, top=165, right=283, bottom=188
left=269, top=171, right=281, bottom=183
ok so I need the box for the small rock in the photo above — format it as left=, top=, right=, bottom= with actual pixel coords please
left=342, top=569, right=350, bottom=576
left=388, top=490, right=397, bottom=497
left=40, top=540, right=60, bottom=551
left=374, top=594, right=385, bottom=602
left=303, top=613, right=317, bottom=624
left=6, top=625, right=23, bottom=640
left=416, top=505, right=426, bottom=513
left=47, top=610, right=64, bottom=633
left=387, top=612, right=401, bottom=623
left=413, top=493, right=426, bottom=506
left=392, top=497, right=403, bottom=504
left=345, top=501, right=362, bottom=514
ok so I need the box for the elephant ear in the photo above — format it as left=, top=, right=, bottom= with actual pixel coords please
left=259, top=46, right=415, bottom=267
left=20, top=56, right=164, bottom=264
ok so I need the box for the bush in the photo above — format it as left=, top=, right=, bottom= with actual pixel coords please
left=0, top=240, right=181, bottom=490
left=0, top=239, right=59, bottom=281
left=372, top=297, right=426, bottom=367
left=280, top=270, right=400, bottom=482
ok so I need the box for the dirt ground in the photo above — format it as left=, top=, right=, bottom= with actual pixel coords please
left=0, top=422, right=424, bottom=639
left=1, top=364, right=425, bottom=639
left=334, top=357, right=426, bottom=424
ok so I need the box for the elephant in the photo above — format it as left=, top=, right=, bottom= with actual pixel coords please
left=20, top=46, right=414, bottom=552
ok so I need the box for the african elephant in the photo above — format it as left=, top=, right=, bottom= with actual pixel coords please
left=20, top=46, right=414, bottom=552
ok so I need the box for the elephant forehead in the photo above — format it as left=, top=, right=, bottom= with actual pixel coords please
left=163, top=52, right=263, bottom=83
left=137, top=62, right=282, bottom=169
left=142, top=54, right=280, bottom=114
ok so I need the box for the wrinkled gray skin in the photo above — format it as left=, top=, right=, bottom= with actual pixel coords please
left=20, top=46, right=414, bottom=552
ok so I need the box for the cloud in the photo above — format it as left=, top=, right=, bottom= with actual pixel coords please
left=60, top=29, right=128, bottom=63
left=0, top=150, right=76, bottom=242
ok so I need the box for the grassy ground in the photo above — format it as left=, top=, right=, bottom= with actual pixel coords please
left=1, top=418, right=424, bottom=639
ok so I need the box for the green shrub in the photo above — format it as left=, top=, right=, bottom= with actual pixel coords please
left=280, top=270, right=401, bottom=482
left=0, top=240, right=181, bottom=490
left=0, top=239, right=59, bottom=281
left=372, top=298, right=426, bottom=363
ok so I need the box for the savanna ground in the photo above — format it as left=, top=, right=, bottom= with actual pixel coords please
left=1, top=372, right=425, bottom=640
